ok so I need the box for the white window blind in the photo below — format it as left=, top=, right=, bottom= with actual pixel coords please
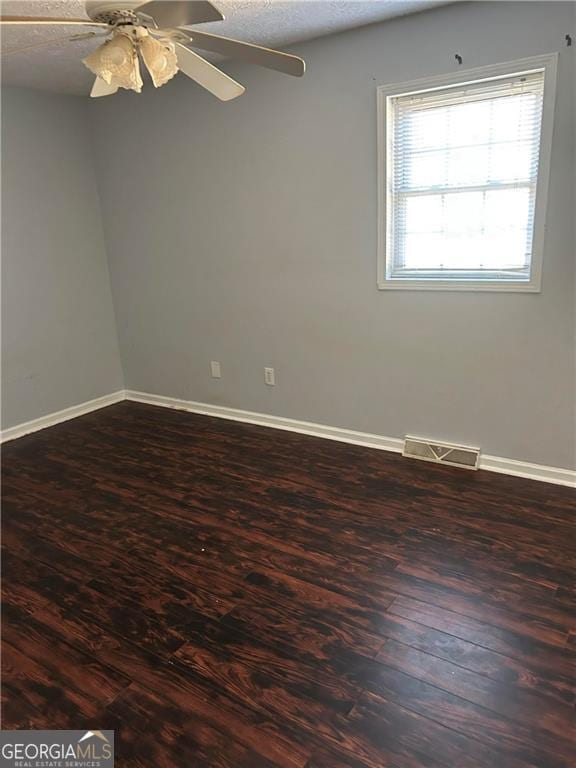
left=386, top=69, right=545, bottom=284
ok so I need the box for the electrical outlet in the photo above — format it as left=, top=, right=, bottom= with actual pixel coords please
left=264, top=367, right=275, bottom=386
left=210, top=361, right=221, bottom=379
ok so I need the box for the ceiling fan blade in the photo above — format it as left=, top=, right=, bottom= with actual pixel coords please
left=1, top=33, right=100, bottom=56
left=0, top=16, right=107, bottom=27
left=176, top=28, right=305, bottom=77
left=136, top=1, right=223, bottom=28
left=90, top=77, right=119, bottom=98
left=175, top=43, right=244, bottom=101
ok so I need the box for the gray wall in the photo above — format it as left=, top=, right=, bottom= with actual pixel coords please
left=1, top=88, right=123, bottom=428
left=90, top=1, right=575, bottom=470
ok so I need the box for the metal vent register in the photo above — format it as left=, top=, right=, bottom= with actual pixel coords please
left=403, top=436, right=480, bottom=470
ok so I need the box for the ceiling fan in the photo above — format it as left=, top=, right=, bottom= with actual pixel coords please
left=0, top=1, right=306, bottom=100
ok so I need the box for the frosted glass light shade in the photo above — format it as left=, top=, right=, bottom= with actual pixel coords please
left=140, top=35, right=178, bottom=88
left=83, top=33, right=143, bottom=93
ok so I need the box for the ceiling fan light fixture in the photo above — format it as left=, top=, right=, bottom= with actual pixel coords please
left=140, top=35, right=178, bottom=87
left=83, top=31, right=142, bottom=92
left=3, top=1, right=306, bottom=101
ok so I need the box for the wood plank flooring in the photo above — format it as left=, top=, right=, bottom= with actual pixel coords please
left=1, top=400, right=575, bottom=767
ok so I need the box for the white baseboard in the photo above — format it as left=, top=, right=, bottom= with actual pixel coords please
left=478, top=454, right=575, bottom=487
left=2, top=388, right=574, bottom=488
left=0, top=390, right=125, bottom=444
left=125, top=390, right=576, bottom=489
left=125, top=390, right=405, bottom=453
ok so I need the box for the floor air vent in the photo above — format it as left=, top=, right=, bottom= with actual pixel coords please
left=403, top=436, right=480, bottom=470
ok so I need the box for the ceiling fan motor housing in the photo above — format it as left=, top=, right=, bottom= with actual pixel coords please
left=85, top=2, right=143, bottom=23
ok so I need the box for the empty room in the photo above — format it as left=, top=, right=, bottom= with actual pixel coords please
left=1, top=0, right=575, bottom=766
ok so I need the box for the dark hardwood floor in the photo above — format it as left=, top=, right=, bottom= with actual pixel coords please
left=1, top=401, right=575, bottom=767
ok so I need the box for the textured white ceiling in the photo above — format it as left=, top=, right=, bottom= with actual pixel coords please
left=1, top=0, right=452, bottom=95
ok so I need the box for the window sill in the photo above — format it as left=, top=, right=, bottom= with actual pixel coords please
left=378, top=279, right=541, bottom=292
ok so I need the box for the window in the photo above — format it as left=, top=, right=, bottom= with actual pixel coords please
left=377, top=55, right=557, bottom=291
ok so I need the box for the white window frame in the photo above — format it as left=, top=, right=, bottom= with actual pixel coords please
left=377, top=54, right=558, bottom=292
